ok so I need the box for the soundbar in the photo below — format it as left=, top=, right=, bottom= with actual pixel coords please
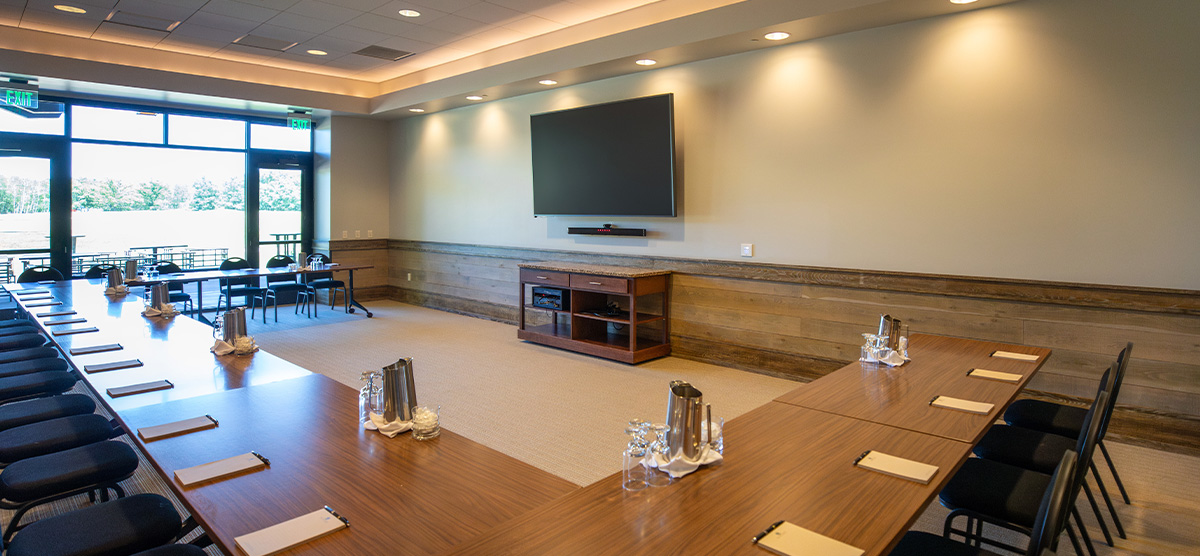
left=568, top=225, right=647, bottom=237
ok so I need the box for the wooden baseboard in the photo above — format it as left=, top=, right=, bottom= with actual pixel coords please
left=672, top=335, right=841, bottom=382
left=390, top=287, right=517, bottom=324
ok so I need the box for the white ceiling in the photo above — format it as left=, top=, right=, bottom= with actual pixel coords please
left=0, top=0, right=1022, bottom=118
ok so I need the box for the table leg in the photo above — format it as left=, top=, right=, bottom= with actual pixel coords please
left=346, top=269, right=372, bottom=318
left=194, top=278, right=212, bottom=326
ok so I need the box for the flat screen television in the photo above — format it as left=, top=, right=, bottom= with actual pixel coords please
left=530, top=93, right=676, bottom=217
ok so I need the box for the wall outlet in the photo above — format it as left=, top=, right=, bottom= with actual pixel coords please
left=367, top=230, right=374, bottom=238
left=355, top=230, right=361, bottom=238
left=342, top=230, right=347, bottom=239
left=741, top=243, right=754, bottom=257
left=407, top=273, right=412, bottom=281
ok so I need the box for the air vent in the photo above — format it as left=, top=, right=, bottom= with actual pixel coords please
left=353, top=46, right=414, bottom=61
left=107, top=11, right=180, bottom=32
left=233, top=34, right=298, bottom=52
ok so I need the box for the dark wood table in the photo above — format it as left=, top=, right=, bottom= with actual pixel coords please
left=117, top=373, right=578, bottom=556
left=774, top=334, right=1051, bottom=443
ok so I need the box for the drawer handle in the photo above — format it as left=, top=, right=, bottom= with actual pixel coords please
left=589, top=281, right=603, bottom=285
left=536, top=275, right=549, bottom=279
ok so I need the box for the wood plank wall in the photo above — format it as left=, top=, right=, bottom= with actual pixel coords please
left=387, top=240, right=1200, bottom=419
left=322, top=239, right=390, bottom=301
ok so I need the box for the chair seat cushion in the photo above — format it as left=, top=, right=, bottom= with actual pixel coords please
left=0, top=325, right=38, bottom=337
left=0, top=319, right=34, bottom=329
left=1004, top=399, right=1086, bottom=439
left=889, top=531, right=1003, bottom=556
left=7, top=493, right=182, bottom=556
left=0, top=333, right=46, bottom=352
left=0, top=394, right=96, bottom=432
left=0, top=440, right=138, bottom=502
left=0, top=346, right=59, bottom=365
left=134, top=545, right=208, bottom=556
left=307, top=279, right=344, bottom=289
left=939, top=457, right=1050, bottom=528
left=0, top=414, right=115, bottom=464
left=0, top=356, right=68, bottom=379
left=972, top=424, right=1077, bottom=474
left=0, top=370, right=77, bottom=403
left=168, top=292, right=191, bottom=302
left=267, top=283, right=306, bottom=292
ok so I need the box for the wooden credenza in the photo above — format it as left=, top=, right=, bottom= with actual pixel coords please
left=517, top=262, right=670, bottom=363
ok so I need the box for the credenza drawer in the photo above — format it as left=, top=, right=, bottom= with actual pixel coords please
left=570, top=274, right=628, bottom=294
left=521, top=269, right=569, bottom=287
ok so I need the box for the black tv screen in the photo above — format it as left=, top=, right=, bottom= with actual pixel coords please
left=531, top=94, right=676, bottom=217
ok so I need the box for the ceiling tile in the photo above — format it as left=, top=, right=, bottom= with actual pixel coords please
left=373, top=34, right=435, bottom=54
left=0, top=0, right=21, bottom=7
left=404, top=0, right=481, bottom=13
left=92, top=20, right=169, bottom=47
left=156, top=34, right=227, bottom=55
left=314, top=0, right=388, bottom=12
left=455, top=1, right=523, bottom=25
left=419, top=13, right=492, bottom=35
left=284, top=0, right=361, bottom=23
left=72, top=0, right=121, bottom=9
left=0, top=7, right=19, bottom=26
left=322, top=23, right=391, bottom=44
left=237, top=0, right=301, bottom=11
left=213, top=42, right=283, bottom=62
left=295, top=34, right=369, bottom=55
left=200, top=0, right=280, bottom=23
left=464, top=24, right=525, bottom=49
left=266, top=11, right=339, bottom=34
left=169, top=21, right=245, bottom=42
left=343, top=12, right=416, bottom=35
left=323, top=52, right=390, bottom=70
left=530, top=1, right=598, bottom=25
left=246, top=22, right=314, bottom=43
left=371, top=0, right=447, bottom=22
left=26, top=0, right=110, bottom=20
left=397, top=21, right=457, bottom=45
left=501, top=14, right=562, bottom=36
left=489, top=0, right=558, bottom=11
left=19, top=8, right=105, bottom=32
left=273, top=50, right=333, bottom=66
left=182, top=10, right=259, bottom=34
left=113, top=0, right=201, bottom=21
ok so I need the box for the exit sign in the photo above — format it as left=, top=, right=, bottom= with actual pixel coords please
left=1, top=88, right=37, bottom=109
left=288, top=117, right=311, bottom=131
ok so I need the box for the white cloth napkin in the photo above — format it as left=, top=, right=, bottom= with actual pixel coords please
left=210, top=336, right=258, bottom=355
left=647, top=445, right=723, bottom=478
left=104, top=285, right=129, bottom=296
left=142, top=305, right=179, bottom=318
left=861, top=349, right=909, bottom=367
left=366, top=412, right=412, bottom=438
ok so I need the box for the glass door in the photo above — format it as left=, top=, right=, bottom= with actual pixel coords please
left=0, top=135, right=69, bottom=281
left=247, top=152, right=312, bottom=267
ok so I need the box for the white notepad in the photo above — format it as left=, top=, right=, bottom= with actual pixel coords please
left=18, top=295, right=52, bottom=300
left=754, top=521, right=864, bottom=556
left=968, top=368, right=1023, bottom=383
left=70, top=343, right=122, bottom=355
left=175, top=452, right=268, bottom=486
left=992, top=350, right=1039, bottom=362
left=107, top=379, right=173, bottom=398
left=138, top=415, right=218, bottom=441
left=38, top=310, right=77, bottom=317
left=45, top=318, right=87, bottom=326
left=14, top=290, right=49, bottom=296
left=854, top=450, right=939, bottom=484
left=37, top=280, right=57, bottom=285
left=52, top=326, right=99, bottom=336
left=931, top=395, right=994, bottom=415
left=84, top=359, right=143, bottom=373
left=234, top=507, right=349, bottom=556
left=25, top=301, right=62, bottom=307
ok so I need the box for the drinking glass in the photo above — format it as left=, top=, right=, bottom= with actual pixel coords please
left=646, top=424, right=672, bottom=487
left=412, top=405, right=441, bottom=440
left=622, top=446, right=648, bottom=491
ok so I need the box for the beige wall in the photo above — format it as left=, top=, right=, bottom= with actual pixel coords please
left=327, top=116, right=391, bottom=242
left=388, top=0, right=1200, bottom=291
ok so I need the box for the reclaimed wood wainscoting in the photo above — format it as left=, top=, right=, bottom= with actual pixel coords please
left=384, top=240, right=1200, bottom=452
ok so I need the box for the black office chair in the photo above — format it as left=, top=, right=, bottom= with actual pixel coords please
left=0, top=334, right=48, bottom=354
left=152, top=262, right=194, bottom=313
left=889, top=451, right=1077, bottom=556
left=0, top=324, right=39, bottom=338
left=0, top=394, right=96, bottom=433
left=216, top=257, right=264, bottom=315
left=939, top=391, right=1109, bottom=556
left=84, top=263, right=118, bottom=279
left=16, top=266, right=63, bottom=283
left=0, top=413, right=123, bottom=467
left=1006, top=343, right=1134, bottom=507
left=5, top=493, right=191, bottom=556
left=255, top=255, right=312, bottom=322
left=0, top=356, right=69, bottom=379
left=303, top=253, right=348, bottom=316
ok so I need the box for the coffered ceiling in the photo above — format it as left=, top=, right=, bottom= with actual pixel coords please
left=0, top=0, right=1021, bottom=118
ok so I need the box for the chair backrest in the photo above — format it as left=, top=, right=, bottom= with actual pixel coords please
left=265, top=255, right=297, bottom=285
left=153, top=261, right=185, bottom=292
left=84, top=264, right=117, bottom=279
left=304, top=253, right=333, bottom=283
left=1068, top=389, right=1110, bottom=504
left=17, top=265, right=64, bottom=283
left=1026, top=450, right=1079, bottom=555
left=1098, top=343, right=1133, bottom=441
left=219, top=257, right=256, bottom=288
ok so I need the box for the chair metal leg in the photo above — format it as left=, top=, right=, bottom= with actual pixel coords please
left=1091, top=461, right=1126, bottom=539
left=1065, top=522, right=1085, bottom=556
left=1081, top=481, right=1114, bottom=546
left=1099, top=440, right=1131, bottom=504
left=1071, top=505, right=1098, bottom=556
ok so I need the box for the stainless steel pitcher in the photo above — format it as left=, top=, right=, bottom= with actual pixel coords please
left=887, top=318, right=903, bottom=350
left=666, top=380, right=705, bottom=462
left=149, top=282, right=169, bottom=309
left=125, top=259, right=139, bottom=280
left=381, top=357, right=418, bottom=423
left=106, top=268, right=123, bottom=288
left=213, top=307, right=247, bottom=342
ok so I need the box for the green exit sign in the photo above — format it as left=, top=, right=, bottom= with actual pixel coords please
left=1, top=88, right=37, bottom=109
left=288, top=117, right=311, bottom=131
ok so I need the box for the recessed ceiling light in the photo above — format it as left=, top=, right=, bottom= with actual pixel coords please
left=53, top=4, right=86, bottom=13
left=764, top=32, right=790, bottom=41
left=949, top=0, right=979, bottom=4
left=398, top=9, right=420, bottom=17
left=465, top=95, right=485, bottom=101
left=635, top=59, right=657, bottom=66
left=538, top=79, right=558, bottom=85
left=306, top=49, right=328, bottom=56
left=409, top=108, right=425, bottom=113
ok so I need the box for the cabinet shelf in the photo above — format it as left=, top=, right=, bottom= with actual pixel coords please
left=574, top=311, right=665, bottom=325
left=524, top=304, right=570, bottom=315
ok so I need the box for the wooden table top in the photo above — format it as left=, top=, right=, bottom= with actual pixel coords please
left=12, top=279, right=310, bottom=411
left=117, top=373, right=578, bottom=556
left=443, top=401, right=969, bottom=556
left=774, top=334, right=1051, bottom=443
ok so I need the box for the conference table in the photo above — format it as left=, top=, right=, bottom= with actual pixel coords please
left=7, top=279, right=1051, bottom=556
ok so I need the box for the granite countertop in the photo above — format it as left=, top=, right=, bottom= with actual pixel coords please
left=519, top=261, right=671, bottom=278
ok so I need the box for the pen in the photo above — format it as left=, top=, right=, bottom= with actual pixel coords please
left=854, top=450, right=872, bottom=466
left=324, top=506, right=350, bottom=527
left=251, top=451, right=271, bottom=466
left=752, top=521, right=783, bottom=544
left=929, top=395, right=940, bottom=405
left=206, top=414, right=219, bottom=426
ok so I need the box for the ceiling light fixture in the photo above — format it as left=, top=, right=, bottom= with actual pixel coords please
left=398, top=9, right=420, bottom=17
left=949, top=0, right=979, bottom=4
left=538, top=79, right=558, bottom=85
left=466, top=95, right=485, bottom=101
left=306, top=49, right=328, bottom=56
left=409, top=108, right=425, bottom=113
left=764, top=32, right=790, bottom=41
left=53, top=4, right=87, bottom=13
left=635, top=59, right=657, bottom=66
